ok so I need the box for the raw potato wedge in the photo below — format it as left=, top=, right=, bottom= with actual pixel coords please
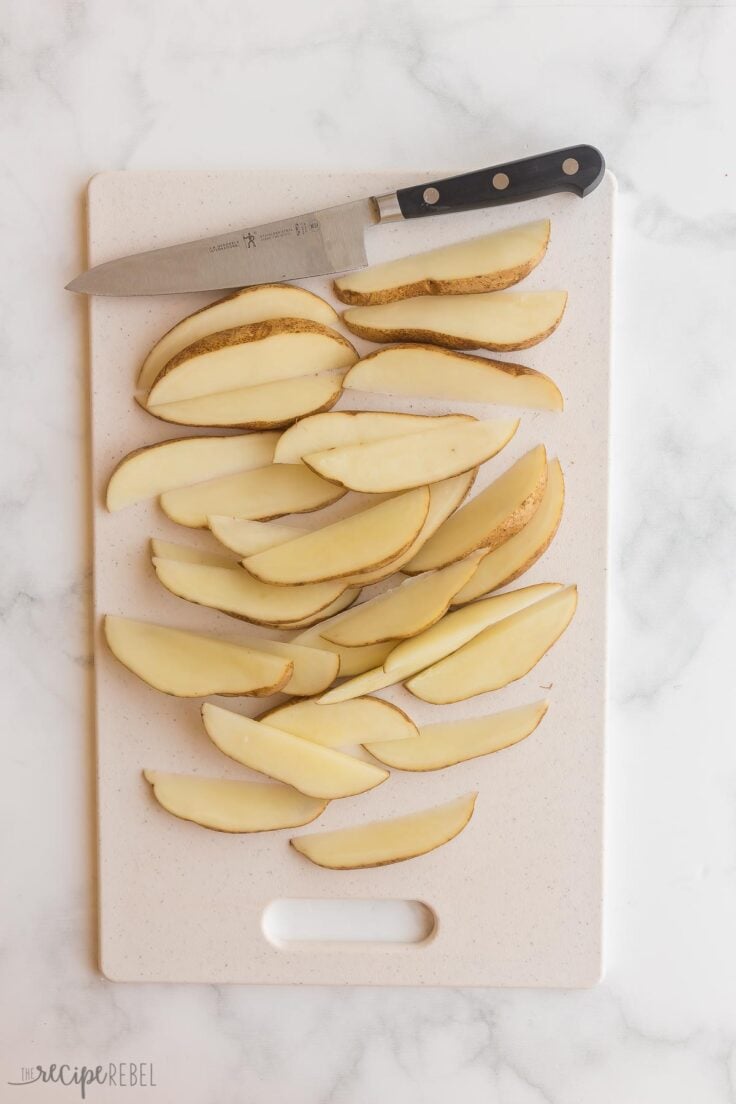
left=229, top=638, right=339, bottom=697
left=138, top=285, right=339, bottom=392
left=293, top=618, right=396, bottom=678
left=342, top=290, right=568, bottom=351
left=208, top=498, right=399, bottom=562
left=453, top=459, right=565, bottom=603
left=143, top=771, right=327, bottom=832
left=258, top=697, right=417, bottom=749
left=150, top=538, right=238, bottom=568
left=304, top=419, right=519, bottom=493
left=333, top=220, right=550, bottom=305
left=106, top=432, right=279, bottom=512
left=104, top=615, right=292, bottom=697
left=152, top=557, right=349, bottom=626
left=322, top=558, right=481, bottom=647
left=243, top=488, right=430, bottom=585
left=404, top=445, right=548, bottom=574
left=344, top=345, right=563, bottom=412
left=208, top=516, right=304, bottom=556
left=318, top=583, right=562, bottom=704
left=365, top=700, right=548, bottom=771
left=406, top=585, right=578, bottom=703
left=160, top=463, right=346, bottom=528
left=274, top=410, right=473, bottom=464
left=147, top=369, right=346, bottom=429
left=291, top=792, right=477, bottom=869
left=202, top=704, right=388, bottom=799
left=147, top=319, right=357, bottom=405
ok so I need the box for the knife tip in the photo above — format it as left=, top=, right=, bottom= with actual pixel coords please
left=65, top=275, right=89, bottom=293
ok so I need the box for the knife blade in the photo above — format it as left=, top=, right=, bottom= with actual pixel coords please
left=67, top=145, right=605, bottom=297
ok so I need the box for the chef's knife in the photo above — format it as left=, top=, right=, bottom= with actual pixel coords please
left=67, top=145, right=604, bottom=296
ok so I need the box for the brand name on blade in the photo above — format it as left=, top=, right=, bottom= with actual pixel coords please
left=207, top=219, right=319, bottom=253
left=207, top=232, right=256, bottom=254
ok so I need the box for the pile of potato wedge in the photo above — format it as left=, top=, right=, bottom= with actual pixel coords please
left=104, top=218, right=577, bottom=870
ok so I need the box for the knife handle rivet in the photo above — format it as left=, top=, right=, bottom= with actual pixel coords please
left=562, top=157, right=579, bottom=176
left=492, top=172, right=510, bottom=190
left=423, top=187, right=440, bottom=205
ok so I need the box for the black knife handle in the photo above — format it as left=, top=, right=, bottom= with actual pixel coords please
left=387, top=145, right=605, bottom=221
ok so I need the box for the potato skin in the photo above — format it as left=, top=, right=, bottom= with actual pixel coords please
left=402, top=461, right=548, bottom=576
left=138, top=284, right=339, bottom=387
left=486, top=512, right=563, bottom=592
left=333, top=258, right=546, bottom=307
left=144, top=317, right=352, bottom=428
left=333, top=225, right=550, bottom=306
left=451, top=468, right=565, bottom=603
left=148, top=317, right=357, bottom=391
left=341, top=313, right=566, bottom=352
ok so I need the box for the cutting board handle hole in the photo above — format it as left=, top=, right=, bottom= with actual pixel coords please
left=262, top=899, right=436, bottom=947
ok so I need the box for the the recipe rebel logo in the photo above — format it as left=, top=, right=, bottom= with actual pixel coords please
left=7, top=1062, right=157, bottom=1098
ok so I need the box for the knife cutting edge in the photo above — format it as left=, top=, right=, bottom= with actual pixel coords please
left=66, top=145, right=605, bottom=297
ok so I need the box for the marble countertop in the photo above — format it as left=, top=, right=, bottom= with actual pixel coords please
left=2, top=0, right=735, bottom=1100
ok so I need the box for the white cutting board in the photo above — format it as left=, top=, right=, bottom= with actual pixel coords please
left=89, top=169, right=614, bottom=986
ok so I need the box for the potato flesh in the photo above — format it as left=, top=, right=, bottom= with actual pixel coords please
left=322, top=558, right=480, bottom=647
left=202, top=704, right=388, bottom=799
left=106, top=432, right=278, bottom=512
left=274, top=410, right=472, bottom=464
left=290, top=792, right=477, bottom=869
left=143, top=771, right=327, bottom=832
left=231, top=638, right=339, bottom=696
left=160, top=463, right=345, bottom=528
left=152, top=557, right=349, bottom=625
left=150, top=538, right=238, bottom=568
left=258, top=697, right=417, bottom=749
left=244, top=487, right=430, bottom=585
left=453, top=459, right=565, bottom=603
left=406, top=586, right=578, bottom=703
left=278, top=589, right=361, bottom=631
left=138, top=285, right=339, bottom=392
left=340, top=470, right=477, bottom=585
left=345, top=345, right=563, bottom=411
left=405, top=445, right=547, bottom=574
left=343, top=291, right=568, bottom=351
left=207, top=516, right=304, bottom=556
left=317, top=665, right=398, bottom=704
left=292, top=616, right=396, bottom=678
left=318, top=583, right=562, bottom=704
left=304, top=419, right=519, bottom=493
left=104, top=615, right=292, bottom=697
left=333, top=220, right=550, bottom=304
left=148, top=326, right=356, bottom=406
left=365, top=700, right=548, bottom=771
left=147, top=369, right=346, bottom=429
